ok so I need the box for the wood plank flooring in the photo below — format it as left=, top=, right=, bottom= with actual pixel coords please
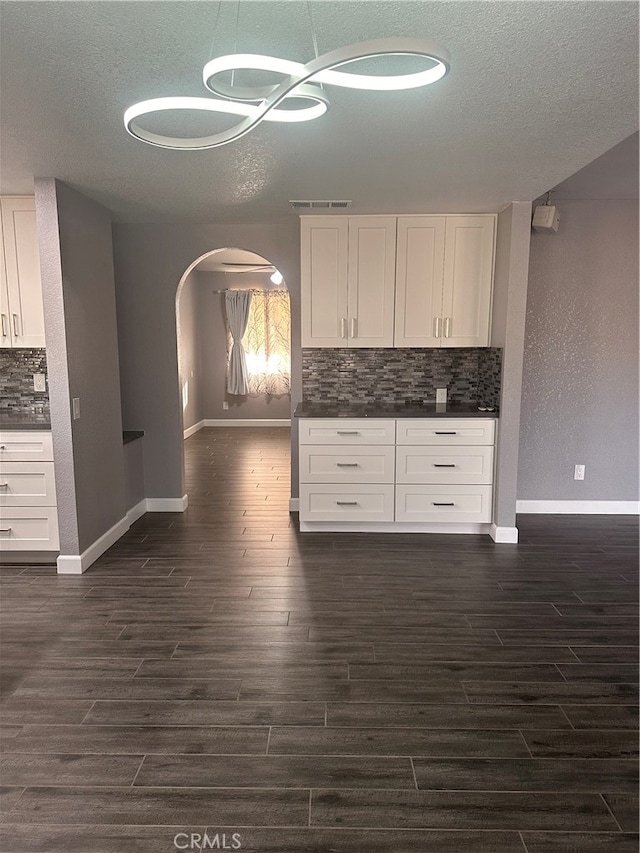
left=1, top=426, right=638, bottom=852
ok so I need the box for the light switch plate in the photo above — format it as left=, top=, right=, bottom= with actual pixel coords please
left=72, top=397, right=81, bottom=420
left=436, top=388, right=447, bottom=404
left=33, top=373, right=46, bottom=392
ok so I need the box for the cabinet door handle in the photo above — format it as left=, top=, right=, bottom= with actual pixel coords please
left=336, top=462, right=359, bottom=467
left=350, top=317, right=356, bottom=339
left=432, top=502, right=455, bottom=506
left=12, top=314, right=19, bottom=337
left=337, top=431, right=359, bottom=436
left=433, top=317, right=441, bottom=338
left=1, top=314, right=7, bottom=337
left=0, top=527, right=12, bottom=533
left=336, top=501, right=358, bottom=506
left=0, top=483, right=8, bottom=488
left=435, top=431, right=457, bottom=435
left=444, top=317, right=451, bottom=338
left=340, top=318, right=347, bottom=339
left=433, top=463, right=456, bottom=467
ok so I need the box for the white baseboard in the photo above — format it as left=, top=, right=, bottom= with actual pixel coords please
left=490, top=524, right=519, bottom=543
left=517, top=500, right=640, bottom=515
left=299, top=521, right=491, bottom=535
left=289, top=498, right=300, bottom=512
left=146, top=495, right=189, bottom=512
left=183, top=420, right=205, bottom=439
left=203, top=419, right=291, bottom=427
left=57, top=515, right=130, bottom=575
left=126, top=498, right=148, bottom=525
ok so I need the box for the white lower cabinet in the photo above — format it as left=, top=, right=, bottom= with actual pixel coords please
left=0, top=431, right=59, bottom=551
left=298, top=417, right=496, bottom=531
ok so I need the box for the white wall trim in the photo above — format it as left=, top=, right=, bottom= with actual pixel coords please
left=146, top=495, right=189, bottom=512
left=289, top=498, right=300, bottom=512
left=183, top=420, right=205, bottom=439
left=203, top=419, right=291, bottom=427
left=490, top=524, right=519, bottom=543
left=126, top=498, right=148, bottom=526
left=517, top=500, right=640, bottom=515
left=57, top=515, right=130, bottom=575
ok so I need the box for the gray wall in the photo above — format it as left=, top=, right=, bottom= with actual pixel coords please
left=177, top=268, right=202, bottom=432
left=519, top=198, right=639, bottom=501
left=124, top=439, right=145, bottom=512
left=491, top=202, right=533, bottom=530
left=112, top=223, right=300, bottom=500
left=35, top=179, right=127, bottom=554
left=196, top=271, right=291, bottom=421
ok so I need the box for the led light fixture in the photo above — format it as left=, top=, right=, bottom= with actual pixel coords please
left=124, top=37, right=450, bottom=150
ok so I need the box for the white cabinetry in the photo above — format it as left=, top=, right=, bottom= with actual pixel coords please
left=301, top=216, right=396, bottom=348
left=298, top=417, right=496, bottom=532
left=0, top=197, right=46, bottom=349
left=0, top=431, right=59, bottom=551
left=394, top=215, right=495, bottom=348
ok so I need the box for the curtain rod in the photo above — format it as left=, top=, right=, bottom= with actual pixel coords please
left=211, top=287, right=287, bottom=294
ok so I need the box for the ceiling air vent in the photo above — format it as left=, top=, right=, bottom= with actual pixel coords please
left=289, top=200, right=352, bottom=210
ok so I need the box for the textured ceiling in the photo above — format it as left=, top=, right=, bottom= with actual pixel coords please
left=551, top=132, right=639, bottom=200
left=0, top=1, right=638, bottom=223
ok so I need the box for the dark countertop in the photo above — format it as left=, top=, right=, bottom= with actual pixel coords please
left=123, top=430, right=145, bottom=445
left=0, top=413, right=51, bottom=430
left=294, top=401, right=498, bottom=419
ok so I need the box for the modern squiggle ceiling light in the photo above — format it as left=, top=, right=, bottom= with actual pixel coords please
left=124, top=38, right=450, bottom=150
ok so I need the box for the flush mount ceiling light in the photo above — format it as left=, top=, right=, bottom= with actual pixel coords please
left=124, top=37, right=450, bottom=150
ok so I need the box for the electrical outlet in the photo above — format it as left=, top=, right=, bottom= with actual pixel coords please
left=574, top=464, right=585, bottom=481
left=222, top=401, right=229, bottom=410
left=72, top=397, right=81, bottom=420
left=436, top=388, right=447, bottom=404
left=33, top=373, right=46, bottom=392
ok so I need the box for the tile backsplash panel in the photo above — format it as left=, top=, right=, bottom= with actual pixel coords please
left=0, top=348, right=49, bottom=413
left=302, top=348, right=502, bottom=408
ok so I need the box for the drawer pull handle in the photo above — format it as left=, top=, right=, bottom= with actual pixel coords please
left=432, top=502, right=455, bottom=506
left=336, top=462, right=359, bottom=467
left=0, top=446, right=5, bottom=451
left=337, top=431, right=360, bottom=436
left=0, top=483, right=8, bottom=488
left=336, top=501, right=359, bottom=506
left=433, top=463, right=456, bottom=468
left=0, top=527, right=12, bottom=533
left=435, top=431, right=457, bottom=435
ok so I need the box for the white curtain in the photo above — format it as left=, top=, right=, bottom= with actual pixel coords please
left=225, top=290, right=252, bottom=395
left=243, top=290, right=291, bottom=396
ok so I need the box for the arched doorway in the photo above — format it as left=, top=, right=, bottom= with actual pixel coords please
left=175, top=247, right=291, bottom=501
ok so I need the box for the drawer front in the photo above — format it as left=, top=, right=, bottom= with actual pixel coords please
left=300, top=446, right=395, bottom=484
left=396, top=485, right=493, bottom=523
left=0, top=462, right=56, bottom=506
left=0, top=431, right=54, bottom=462
left=0, top=506, right=59, bottom=551
left=396, top=419, right=495, bottom=446
left=299, top=419, right=395, bottom=445
left=396, top=446, right=494, bottom=485
left=300, top=484, right=395, bottom=522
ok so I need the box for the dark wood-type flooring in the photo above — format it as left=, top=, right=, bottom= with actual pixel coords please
left=1, top=427, right=638, bottom=852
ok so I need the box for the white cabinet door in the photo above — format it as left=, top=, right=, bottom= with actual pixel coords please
left=0, top=228, right=12, bottom=348
left=394, top=216, right=446, bottom=347
left=441, top=216, right=495, bottom=348
left=301, top=216, right=348, bottom=347
left=347, top=217, right=396, bottom=347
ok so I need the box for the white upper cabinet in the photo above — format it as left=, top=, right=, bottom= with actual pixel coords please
left=440, top=216, right=495, bottom=348
left=347, top=217, right=396, bottom=348
left=301, top=216, right=396, bottom=348
left=301, top=213, right=495, bottom=349
left=394, top=216, right=446, bottom=347
left=1, top=197, right=46, bottom=348
left=301, top=216, right=348, bottom=347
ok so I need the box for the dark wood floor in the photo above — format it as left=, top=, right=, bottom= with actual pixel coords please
left=1, top=427, right=638, bottom=852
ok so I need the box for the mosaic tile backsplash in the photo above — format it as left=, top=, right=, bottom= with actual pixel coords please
left=0, top=348, right=50, bottom=413
left=302, top=348, right=502, bottom=408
